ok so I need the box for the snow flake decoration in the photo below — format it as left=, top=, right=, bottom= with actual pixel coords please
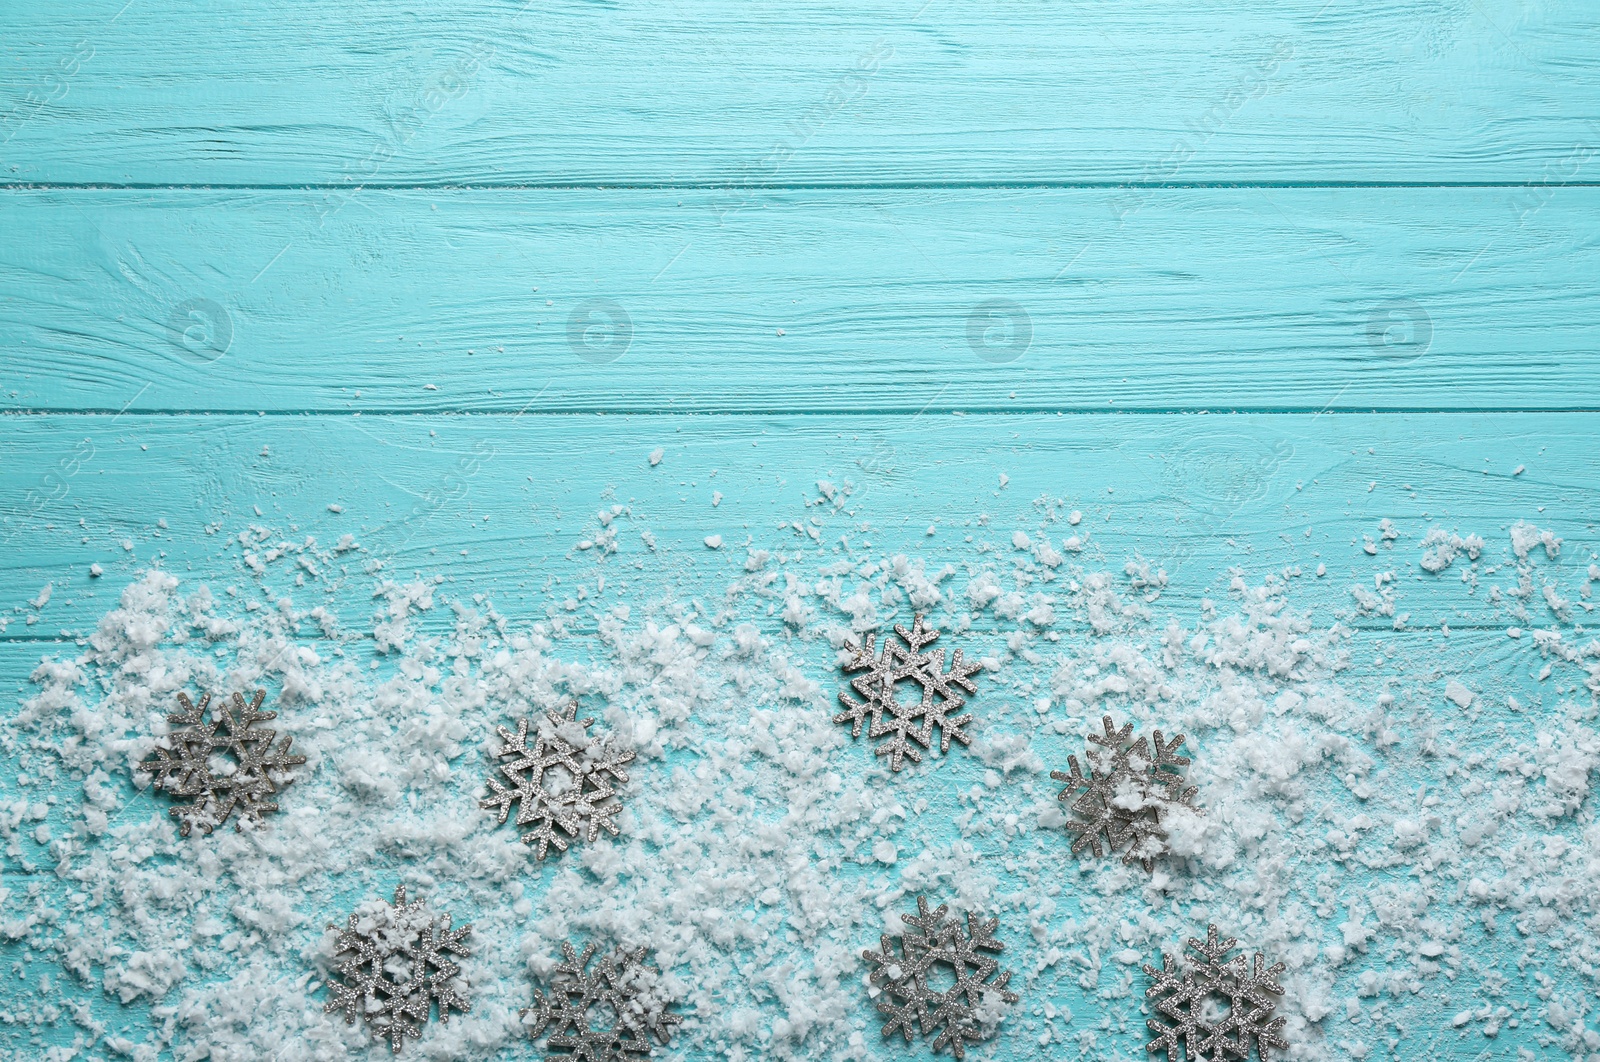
left=323, top=885, right=472, bottom=1054
left=1051, top=715, right=1201, bottom=871
left=522, top=940, right=682, bottom=1061
left=136, top=689, right=307, bottom=836
left=862, top=896, right=1019, bottom=1059
left=835, top=615, right=983, bottom=771
left=1144, top=925, right=1288, bottom=1061
left=480, top=700, right=636, bottom=860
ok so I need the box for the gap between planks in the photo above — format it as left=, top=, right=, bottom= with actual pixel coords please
left=9, top=409, right=1600, bottom=418
left=9, top=182, right=1600, bottom=192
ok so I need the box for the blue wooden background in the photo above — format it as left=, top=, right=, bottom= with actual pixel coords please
left=3, top=1, right=1600, bottom=1059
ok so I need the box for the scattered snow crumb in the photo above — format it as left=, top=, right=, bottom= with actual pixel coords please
left=648, top=447, right=665, bottom=467
left=1419, top=529, right=1484, bottom=573
left=7, top=499, right=1599, bottom=1062
left=89, top=563, right=103, bottom=578
left=1510, top=521, right=1561, bottom=560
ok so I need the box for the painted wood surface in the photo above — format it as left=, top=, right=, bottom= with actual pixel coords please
left=3, top=0, right=1598, bottom=186
left=5, top=0, right=1600, bottom=1058
left=2, top=412, right=1592, bottom=641
left=1, top=410, right=1595, bottom=1061
left=4, top=188, right=1599, bottom=413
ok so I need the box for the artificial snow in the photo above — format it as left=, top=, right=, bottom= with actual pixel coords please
left=1, top=509, right=1598, bottom=1061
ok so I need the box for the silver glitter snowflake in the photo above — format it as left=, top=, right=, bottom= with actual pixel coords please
left=1050, top=715, right=1201, bottom=871
left=835, top=615, right=983, bottom=771
left=481, top=700, right=636, bottom=860
left=136, top=689, right=306, bottom=836
left=862, top=896, right=1019, bottom=1059
left=323, top=885, right=472, bottom=1054
left=522, top=940, right=682, bottom=1061
left=1144, top=925, right=1288, bottom=1061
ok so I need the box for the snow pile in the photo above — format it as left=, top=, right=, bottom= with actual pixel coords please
left=1, top=518, right=1598, bottom=1061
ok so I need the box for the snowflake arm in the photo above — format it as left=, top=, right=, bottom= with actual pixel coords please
left=867, top=701, right=930, bottom=772
left=224, top=690, right=307, bottom=828
left=406, top=914, right=473, bottom=1023
left=909, top=653, right=976, bottom=755
left=835, top=632, right=892, bottom=737
left=324, top=924, right=382, bottom=1026
left=893, top=615, right=941, bottom=657
left=948, top=911, right=1009, bottom=1008
left=917, top=645, right=982, bottom=701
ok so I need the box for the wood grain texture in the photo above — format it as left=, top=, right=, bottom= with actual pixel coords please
left=2, top=412, right=1593, bottom=641
left=4, top=188, right=1599, bottom=414
left=6, top=1, right=1600, bottom=1057
left=2, top=0, right=1598, bottom=187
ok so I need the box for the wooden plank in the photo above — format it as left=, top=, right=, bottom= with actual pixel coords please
left=0, top=614, right=1582, bottom=1060
left=2, top=412, right=1594, bottom=640
left=3, top=188, right=1599, bottom=414
left=1, top=0, right=1597, bottom=186
left=1, top=412, right=1593, bottom=1059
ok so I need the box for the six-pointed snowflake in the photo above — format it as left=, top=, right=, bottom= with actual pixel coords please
left=481, top=701, right=636, bottom=859
left=863, top=896, right=1019, bottom=1059
left=323, top=885, right=472, bottom=1054
left=137, top=689, right=307, bottom=836
left=1144, top=925, right=1288, bottom=1061
left=835, top=615, right=983, bottom=771
left=522, top=940, right=682, bottom=1061
left=1051, top=715, right=1201, bottom=871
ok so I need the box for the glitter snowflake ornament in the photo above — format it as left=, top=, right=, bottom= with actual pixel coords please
left=323, top=885, right=472, bottom=1054
left=1051, top=715, right=1201, bottom=871
left=1144, top=925, right=1288, bottom=1061
left=137, top=689, right=307, bottom=836
left=835, top=615, right=983, bottom=771
left=522, top=940, right=682, bottom=1061
left=862, top=896, right=1019, bottom=1059
left=481, top=700, right=636, bottom=860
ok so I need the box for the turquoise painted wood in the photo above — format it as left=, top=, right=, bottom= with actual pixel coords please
left=2, top=0, right=1598, bottom=186
left=4, top=0, right=1600, bottom=1059
left=1, top=412, right=1597, bottom=1061
left=0, top=412, right=1595, bottom=639
left=4, top=189, right=1600, bottom=414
